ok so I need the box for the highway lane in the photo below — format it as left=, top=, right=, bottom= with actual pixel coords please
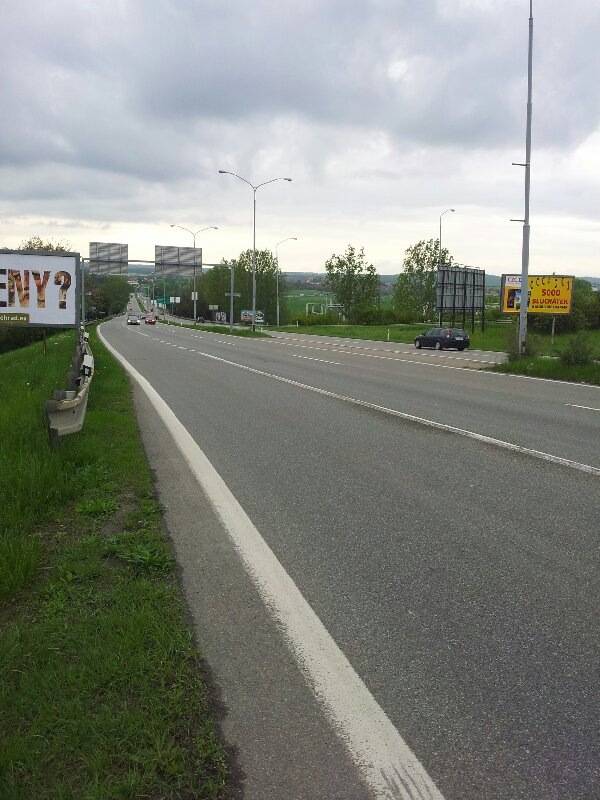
left=134, top=318, right=600, bottom=470
left=102, top=315, right=600, bottom=800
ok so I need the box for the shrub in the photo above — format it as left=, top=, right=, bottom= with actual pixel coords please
left=560, top=332, right=596, bottom=366
left=505, top=328, right=540, bottom=362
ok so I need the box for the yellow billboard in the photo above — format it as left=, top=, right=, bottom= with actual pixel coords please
left=501, top=274, right=574, bottom=315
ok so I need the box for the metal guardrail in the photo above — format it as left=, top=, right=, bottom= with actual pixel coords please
left=45, top=327, right=94, bottom=445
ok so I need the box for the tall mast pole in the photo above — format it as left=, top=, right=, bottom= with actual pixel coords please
left=518, top=0, right=534, bottom=355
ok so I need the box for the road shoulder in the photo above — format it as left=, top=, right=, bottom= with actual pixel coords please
left=132, top=382, right=372, bottom=800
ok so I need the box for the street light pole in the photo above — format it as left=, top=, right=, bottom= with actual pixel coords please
left=438, top=208, right=455, bottom=325
left=218, top=170, right=292, bottom=331
left=438, top=208, right=455, bottom=270
left=518, top=0, right=534, bottom=355
left=170, top=224, right=218, bottom=323
left=275, top=237, right=298, bottom=327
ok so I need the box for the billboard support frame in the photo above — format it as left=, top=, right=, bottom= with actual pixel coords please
left=436, top=264, right=485, bottom=333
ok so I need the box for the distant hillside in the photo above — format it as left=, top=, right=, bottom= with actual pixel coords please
left=282, top=271, right=504, bottom=288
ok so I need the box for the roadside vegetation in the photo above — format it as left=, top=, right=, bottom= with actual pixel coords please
left=0, top=327, right=229, bottom=799
left=157, top=318, right=268, bottom=337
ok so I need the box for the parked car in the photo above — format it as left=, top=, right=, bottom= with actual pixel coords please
left=414, top=327, right=470, bottom=351
left=144, top=315, right=156, bottom=325
left=126, top=314, right=141, bottom=325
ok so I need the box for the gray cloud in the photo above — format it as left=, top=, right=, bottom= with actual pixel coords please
left=1, top=0, right=599, bottom=275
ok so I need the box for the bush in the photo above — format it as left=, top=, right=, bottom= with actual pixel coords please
left=560, top=332, right=596, bottom=366
left=505, top=328, right=540, bottom=362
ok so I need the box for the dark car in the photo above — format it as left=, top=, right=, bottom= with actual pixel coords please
left=126, top=314, right=141, bottom=325
left=414, top=327, right=470, bottom=351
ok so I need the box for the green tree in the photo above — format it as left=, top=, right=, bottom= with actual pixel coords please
left=19, top=235, right=71, bottom=253
left=393, top=238, right=452, bottom=322
left=234, top=249, right=281, bottom=323
left=324, top=245, right=379, bottom=324
left=85, top=274, right=130, bottom=319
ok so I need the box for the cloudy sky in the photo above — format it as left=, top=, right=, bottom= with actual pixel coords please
left=2, top=0, right=599, bottom=277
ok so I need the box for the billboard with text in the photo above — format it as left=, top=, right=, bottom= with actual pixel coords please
left=501, top=274, right=574, bottom=315
left=0, top=251, right=80, bottom=328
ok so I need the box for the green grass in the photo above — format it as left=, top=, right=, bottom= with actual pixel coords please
left=0, top=327, right=228, bottom=799
left=491, top=356, right=600, bottom=385
left=273, top=321, right=600, bottom=356
left=157, top=318, right=268, bottom=337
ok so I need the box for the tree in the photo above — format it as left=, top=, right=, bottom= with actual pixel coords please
left=324, top=245, right=379, bottom=324
left=19, top=235, right=71, bottom=253
left=393, top=238, right=452, bottom=322
left=234, top=249, right=280, bottom=323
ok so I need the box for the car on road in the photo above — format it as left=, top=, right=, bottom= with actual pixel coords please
left=414, top=327, right=470, bottom=351
left=126, top=314, right=141, bottom=325
left=144, top=315, right=156, bottom=325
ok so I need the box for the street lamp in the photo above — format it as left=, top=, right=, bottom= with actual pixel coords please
left=438, top=209, right=455, bottom=271
left=275, top=237, right=298, bottom=327
left=170, top=224, right=218, bottom=322
left=218, top=170, right=292, bottom=330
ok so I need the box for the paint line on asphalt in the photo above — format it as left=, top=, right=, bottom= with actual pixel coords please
left=271, top=334, right=498, bottom=364
left=291, top=354, right=343, bottom=366
left=566, top=403, right=600, bottom=413
left=145, top=338, right=599, bottom=477
left=266, top=336, right=600, bottom=388
left=99, top=324, right=444, bottom=800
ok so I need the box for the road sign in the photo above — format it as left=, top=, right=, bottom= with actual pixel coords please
left=0, top=250, right=80, bottom=328
left=500, top=275, right=573, bottom=314
left=191, top=292, right=199, bottom=301
left=89, top=242, right=128, bottom=275
left=208, top=304, right=219, bottom=310
left=155, top=246, right=202, bottom=277
left=225, top=292, right=241, bottom=297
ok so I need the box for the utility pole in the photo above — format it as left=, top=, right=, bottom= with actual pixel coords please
left=230, top=261, right=235, bottom=333
left=517, top=0, right=534, bottom=355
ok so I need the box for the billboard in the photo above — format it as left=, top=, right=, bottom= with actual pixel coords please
left=0, top=251, right=80, bottom=328
left=89, top=242, right=128, bottom=274
left=436, top=266, right=485, bottom=313
left=501, top=274, right=574, bottom=315
left=154, top=245, right=202, bottom=277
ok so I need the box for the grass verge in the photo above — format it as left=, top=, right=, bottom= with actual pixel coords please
left=157, top=318, right=268, bottom=337
left=491, top=356, right=600, bottom=385
left=0, top=326, right=229, bottom=799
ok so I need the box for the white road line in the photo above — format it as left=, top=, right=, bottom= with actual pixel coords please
left=99, top=324, right=444, bottom=800
left=148, top=337, right=599, bottom=477
left=271, top=340, right=506, bottom=374
left=566, top=403, right=600, bottom=413
left=268, top=339, right=600, bottom=388
left=272, top=335, right=497, bottom=364
left=291, top=354, right=342, bottom=365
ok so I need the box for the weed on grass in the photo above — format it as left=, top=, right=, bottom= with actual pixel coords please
left=76, top=497, right=118, bottom=517
left=105, top=532, right=174, bottom=574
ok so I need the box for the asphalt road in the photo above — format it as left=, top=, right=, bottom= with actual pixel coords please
left=105, top=309, right=600, bottom=799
